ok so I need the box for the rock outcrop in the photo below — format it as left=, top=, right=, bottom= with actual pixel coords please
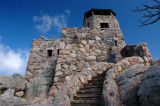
left=138, top=64, right=160, bottom=105
left=102, top=56, right=160, bottom=106
left=116, top=64, right=148, bottom=105
left=0, top=73, right=25, bottom=97
left=102, top=56, right=146, bottom=106
left=25, top=68, right=54, bottom=100
left=0, top=89, right=29, bottom=106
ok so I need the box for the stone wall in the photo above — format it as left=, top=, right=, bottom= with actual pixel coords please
left=25, top=38, right=60, bottom=82
left=61, top=27, right=126, bottom=63
left=121, top=43, right=153, bottom=65
left=53, top=42, right=112, bottom=83
left=24, top=25, right=126, bottom=101
left=52, top=27, right=125, bottom=84
left=25, top=39, right=60, bottom=100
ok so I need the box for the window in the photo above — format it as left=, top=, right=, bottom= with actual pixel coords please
left=73, top=36, right=78, bottom=40
left=73, top=36, right=79, bottom=44
left=115, top=41, right=118, bottom=46
left=57, top=49, right=60, bottom=55
left=87, top=23, right=90, bottom=27
left=48, top=50, right=52, bottom=57
left=100, top=23, right=109, bottom=29
left=109, top=47, right=112, bottom=55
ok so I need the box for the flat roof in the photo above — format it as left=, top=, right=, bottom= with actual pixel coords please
left=84, top=8, right=116, bottom=18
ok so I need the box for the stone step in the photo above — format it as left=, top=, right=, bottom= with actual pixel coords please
left=87, top=81, right=103, bottom=86
left=77, top=90, right=102, bottom=95
left=84, top=85, right=102, bottom=88
left=77, top=89, right=102, bottom=93
left=71, top=72, right=106, bottom=106
left=71, top=103, right=101, bottom=106
left=91, top=78, right=105, bottom=81
left=74, top=97, right=101, bottom=100
left=92, top=75, right=105, bottom=78
left=80, top=87, right=102, bottom=90
left=95, top=74, right=106, bottom=77
left=73, top=94, right=101, bottom=100
left=77, top=92, right=101, bottom=96
left=87, top=80, right=104, bottom=83
left=70, top=100, right=101, bottom=106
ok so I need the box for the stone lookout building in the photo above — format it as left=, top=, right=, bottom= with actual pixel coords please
left=25, top=9, right=152, bottom=105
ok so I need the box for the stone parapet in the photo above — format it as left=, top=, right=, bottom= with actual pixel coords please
left=102, top=56, right=150, bottom=106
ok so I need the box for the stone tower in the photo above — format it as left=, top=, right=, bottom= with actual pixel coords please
left=25, top=9, right=126, bottom=100
left=84, top=9, right=120, bottom=29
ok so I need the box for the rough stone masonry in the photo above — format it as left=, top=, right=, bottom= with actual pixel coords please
left=25, top=8, right=126, bottom=100
left=0, top=9, right=156, bottom=106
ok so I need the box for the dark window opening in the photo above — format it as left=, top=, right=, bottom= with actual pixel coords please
left=94, top=10, right=102, bottom=15
left=100, top=23, right=109, bottom=29
left=109, top=47, right=112, bottom=52
left=85, top=10, right=113, bottom=18
left=73, top=36, right=79, bottom=44
left=57, top=49, right=60, bottom=55
left=73, top=36, right=78, bottom=39
left=109, top=47, right=112, bottom=55
left=103, top=11, right=111, bottom=15
left=115, top=41, right=118, bottom=46
left=48, top=50, right=52, bottom=57
left=87, top=23, right=90, bottom=27
left=94, top=10, right=111, bottom=15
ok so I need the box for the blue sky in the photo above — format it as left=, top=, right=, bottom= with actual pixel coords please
left=0, top=0, right=159, bottom=75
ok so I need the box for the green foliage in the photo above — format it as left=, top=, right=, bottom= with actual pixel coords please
left=0, top=88, right=8, bottom=95
left=122, top=67, right=127, bottom=71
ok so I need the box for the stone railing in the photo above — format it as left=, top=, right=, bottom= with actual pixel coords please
left=102, top=56, right=149, bottom=106
left=50, top=62, right=113, bottom=105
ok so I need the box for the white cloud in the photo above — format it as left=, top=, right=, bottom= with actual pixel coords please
left=0, top=36, right=29, bottom=75
left=65, top=10, right=71, bottom=17
left=33, top=14, right=52, bottom=33
left=33, top=10, right=71, bottom=33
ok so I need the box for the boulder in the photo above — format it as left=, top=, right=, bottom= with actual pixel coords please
left=0, top=73, right=25, bottom=93
left=52, top=91, right=70, bottom=106
left=138, top=64, right=160, bottom=105
left=0, top=89, right=29, bottom=106
left=15, top=91, right=25, bottom=97
left=25, top=68, right=54, bottom=100
left=12, top=73, right=25, bottom=91
left=116, top=64, right=148, bottom=105
left=0, top=75, right=12, bottom=91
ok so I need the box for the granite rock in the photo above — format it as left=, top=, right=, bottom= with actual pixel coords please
left=116, top=64, right=147, bottom=105
left=138, top=64, right=160, bottom=105
left=0, top=73, right=25, bottom=93
left=0, top=89, right=29, bottom=106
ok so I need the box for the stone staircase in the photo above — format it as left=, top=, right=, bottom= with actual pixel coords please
left=70, top=73, right=105, bottom=106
